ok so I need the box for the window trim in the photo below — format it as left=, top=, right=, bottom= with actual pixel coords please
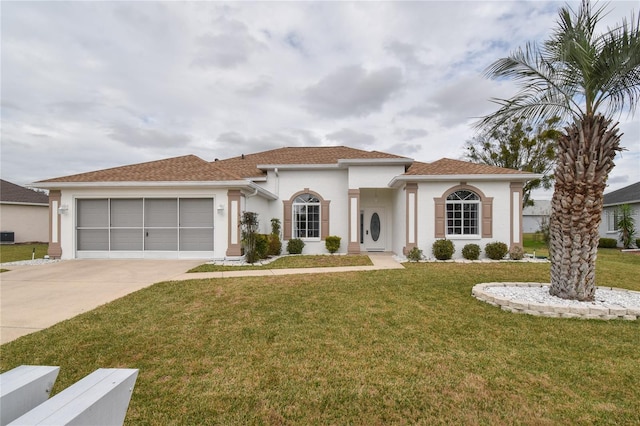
left=283, top=189, right=330, bottom=241
left=434, top=185, right=493, bottom=239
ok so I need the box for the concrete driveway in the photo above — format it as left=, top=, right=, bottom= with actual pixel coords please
left=0, top=259, right=202, bottom=344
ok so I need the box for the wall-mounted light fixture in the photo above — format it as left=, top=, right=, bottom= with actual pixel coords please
left=57, top=205, right=69, bottom=215
left=217, top=203, right=225, bottom=214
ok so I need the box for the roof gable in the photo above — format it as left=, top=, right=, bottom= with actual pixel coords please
left=1, top=179, right=49, bottom=204
left=213, top=146, right=411, bottom=178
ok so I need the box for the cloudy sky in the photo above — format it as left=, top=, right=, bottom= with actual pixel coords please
left=2, top=1, right=638, bottom=200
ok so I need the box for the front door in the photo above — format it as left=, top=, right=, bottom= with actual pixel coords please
left=362, top=208, right=386, bottom=251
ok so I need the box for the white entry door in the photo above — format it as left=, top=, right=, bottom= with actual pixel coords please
left=362, top=208, right=386, bottom=251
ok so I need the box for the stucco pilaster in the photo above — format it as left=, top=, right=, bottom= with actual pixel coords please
left=47, top=190, right=62, bottom=259
left=510, top=182, right=524, bottom=251
left=404, top=183, right=418, bottom=255
left=226, top=190, right=243, bottom=256
left=347, top=189, right=360, bottom=254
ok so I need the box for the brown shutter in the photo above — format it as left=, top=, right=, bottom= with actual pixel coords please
left=482, top=198, right=493, bottom=238
left=283, top=200, right=292, bottom=240
left=434, top=197, right=445, bottom=238
left=321, top=200, right=330, bottom=240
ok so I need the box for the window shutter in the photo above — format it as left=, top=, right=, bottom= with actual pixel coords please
left=482, top=198, right=493, bottom=238
left=434, top=197, right=445, bottom=238
left=321, top=200, right=330, bottom=240
left=283, top=200, right=292, bottom=240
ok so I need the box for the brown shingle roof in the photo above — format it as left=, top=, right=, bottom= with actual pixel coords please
left=1, top=179, right=49, bottom=204
left=214, top=146, right=411, bottom=178
left=38, top=155, right=244, bottom=183
left=405, top=158, right=530, bottom=176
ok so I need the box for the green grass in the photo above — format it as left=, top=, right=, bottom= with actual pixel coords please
left=189, top=254, right=373, bottom=272
left=2, top=252, right=639, bottom=424
left=0, top=243, right=48, bottom=263
left=523, top=232, right=549, bottom=257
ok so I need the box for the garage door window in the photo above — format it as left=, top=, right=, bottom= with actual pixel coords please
left=76, top=198, right=214, bottom=252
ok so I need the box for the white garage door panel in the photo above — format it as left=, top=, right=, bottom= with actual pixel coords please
left=145, top=229, right=178, bottom=251
left=180, top=228, right=214, bottom=251
left=180, top=199, right=214, bottom=227
left=111, top=229, right=144, bottom=251
left=111, top=199, right=143, bottom=227
left=145, top=199, right=177, bottom=227
left=77, top=229, right=109, bottom=250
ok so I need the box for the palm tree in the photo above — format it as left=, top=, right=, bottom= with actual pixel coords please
left=480, top=0, right=640, bottom=301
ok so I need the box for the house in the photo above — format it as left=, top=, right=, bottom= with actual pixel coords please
left=522, top=200, right=551, bottom=233
left=0, top=179, right=50, bottom=243
left=34, top=146, right=538, bottom=260
left=599, top=181, right=640, bottom=245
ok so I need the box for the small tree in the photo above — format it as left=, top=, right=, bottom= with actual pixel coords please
left=617, top=204, right=637, bottom=249
left=240, top=212, right=259, bottom=263
left=268, top=218, right=282, bottom=256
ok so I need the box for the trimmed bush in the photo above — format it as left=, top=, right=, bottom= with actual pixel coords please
left=432, top=239, right=455, bottom=260
left=255, top=234, right=269, bottom=260
left=325, top=236, right=341, bottom=254
left=509, top=245, right=525, bottom=260
left=462, top=244, right=481, bottom=260
left=598, top=237, right=617, bottom=248
left=287, top=238, right=305, bottom=254
left=485, top=241, right=508, bottom=260
left=406, top=247, right=423, bottom=262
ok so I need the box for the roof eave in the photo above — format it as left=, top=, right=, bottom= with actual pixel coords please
left=31, top=180, right=278, bottom=200
left=388, top=173, right=542, bottom=188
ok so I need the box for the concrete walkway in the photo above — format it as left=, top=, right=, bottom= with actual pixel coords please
left=1, top=254, right=403, bottom=344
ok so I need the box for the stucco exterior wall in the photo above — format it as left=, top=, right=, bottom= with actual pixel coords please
left=0, top=203, right=49, bottom=243
left=415, top=180, right=515, bottom=259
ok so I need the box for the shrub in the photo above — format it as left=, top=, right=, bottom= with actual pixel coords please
left=287, top=238, right=305, bottom=255
left=485, top=241, right=508, bottom=260
left=509, top=245, right=525, bottom=260
left=255, top=234, right=269, bottom=260
left=432, top=239, right=455, bottom=260
left=636, top=238, right=640, bottom=248
left=462, top=244, right=481, bottom=260
left=406, top=247, right=423, bottom=262
left=598, top=237, right=617, bottom=248
left=240, top=211, right=259, bottom=263
left=325, top=236, right=341, bottom=254
left=268, top=218, right=282, bottom=256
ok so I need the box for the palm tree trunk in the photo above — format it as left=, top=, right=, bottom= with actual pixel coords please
left=549, top=114, right=622, bottom=301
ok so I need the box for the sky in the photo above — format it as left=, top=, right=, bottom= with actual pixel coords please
left=2, top=0, right=639, bottom=201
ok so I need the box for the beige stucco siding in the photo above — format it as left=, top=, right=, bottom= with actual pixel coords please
left=0, top=203, right=49, bottom=243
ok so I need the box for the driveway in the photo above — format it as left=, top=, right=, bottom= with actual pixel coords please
left=0, top=259, right=202, bottom=344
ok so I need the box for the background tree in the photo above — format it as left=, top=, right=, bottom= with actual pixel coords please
left=465, top=116, right=560, bottom=206
left=616, top=204, right=637, bottom=249
left=480, top=0, right=640, bottom=301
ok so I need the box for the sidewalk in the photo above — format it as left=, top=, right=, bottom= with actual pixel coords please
left=171, top=252, right=404, bottom=280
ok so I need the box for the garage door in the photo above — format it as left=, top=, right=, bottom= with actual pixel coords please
left=77, top=198, right=214, bottom=257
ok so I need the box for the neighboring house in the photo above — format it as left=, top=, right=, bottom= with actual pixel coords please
left=34, top=146, right=538, bottom=260
left=522, top=200, right=551, bottom=233
left=0, top=179, right=50, bottom=243
left=599, top=181, right=640, bottom=245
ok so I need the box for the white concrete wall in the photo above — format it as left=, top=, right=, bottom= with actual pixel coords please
left=0, top=204, right=49, bottom=243
left=57, top=187, right=229, bottom=260
left=348, top=165, right=406, bottom=188
left=416, top=180, right=514, bottom=259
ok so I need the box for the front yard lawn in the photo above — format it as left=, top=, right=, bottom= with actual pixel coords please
left=1, top=252, right=638, bottom=424
left=0, top=243, right=48, bottom=263
left=189, top=254, right=373, bottom=272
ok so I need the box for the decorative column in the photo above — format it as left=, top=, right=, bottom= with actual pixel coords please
left=510, top=182, right=524, bottom=251
left=347, top=189, right=360, bottom=254
left=404, top=183, right=418, bottom=255
left=226, top=190, right=242, bottom=256
left=47, top=190, right=62, bottom=259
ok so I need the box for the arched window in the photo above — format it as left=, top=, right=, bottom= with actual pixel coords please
left=446, top=190, right=480, bottom=236
left=293, top=193, right=321, bottom=239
